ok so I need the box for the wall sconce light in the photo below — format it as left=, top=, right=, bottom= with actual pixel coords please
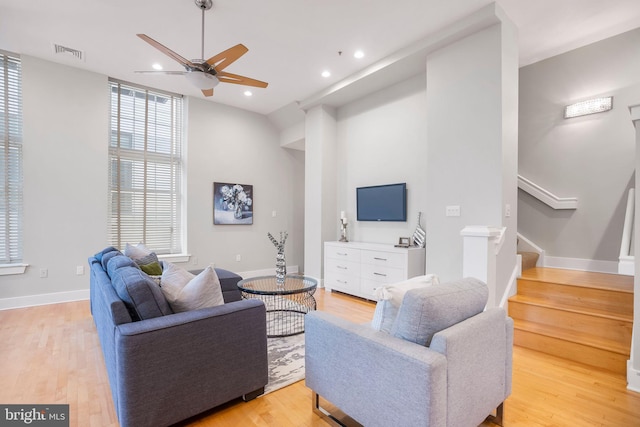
left=564, top=96, right=613, bottom=119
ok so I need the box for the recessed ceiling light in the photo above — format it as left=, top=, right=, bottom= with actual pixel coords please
left=244, top=90, right=253, bottom=97
left=354, top=50, right=364, bottom=59
left=152, top=63, right=163, bottom=70
left=321, top=70, right=331, bottom=78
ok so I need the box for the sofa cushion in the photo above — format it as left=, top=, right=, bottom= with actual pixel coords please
left=160, top=263, right=225, bottom=313
left=391, top=277, right=488, bottom=346
left=189, top=267, right=243, bottom=303
left=134, top=252, right=163, bottom=276
left=100, top=248, right=123, bottom=272
left=124, top=242, right=152, bottom=260
left=371, top=274, right=439, bottom=333
left=107, top=254, right=173, bottom=321
left=95, top=246, right=120, bottom=263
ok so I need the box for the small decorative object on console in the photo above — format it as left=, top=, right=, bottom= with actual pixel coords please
left=268, top=231, right=288, bottom=285
left=339, top=211, right=348, bottom=242
left=412, top=212, right=426, bottom=248
left=395, top=237, right=410, bottom=248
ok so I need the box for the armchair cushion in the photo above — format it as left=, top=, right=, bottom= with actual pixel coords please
left=391, top=277, right=488, bottom=346
left=371, top=274, right=439, bottom=333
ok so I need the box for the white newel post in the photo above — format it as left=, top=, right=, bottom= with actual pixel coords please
left=628, top=104, right=640, bottom=392
left=461, top=226, right=502, bottom=309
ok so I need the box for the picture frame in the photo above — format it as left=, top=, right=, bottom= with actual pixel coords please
left=395, top=237, right=410, bottom=248
left=213, top=182, right=253, bottom=225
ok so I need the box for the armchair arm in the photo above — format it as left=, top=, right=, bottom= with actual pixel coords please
left=305, top=311, right=447, bottom=427
left=429, top=308, right=512, bottom=427
left=114, top=299, right=267, bottom=427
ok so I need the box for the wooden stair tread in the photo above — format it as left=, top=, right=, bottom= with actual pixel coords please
left=520, top=268, right=633, bottom=293
left=509, top=294, right=633, bottom=322
left=513, top=318, right=630, bottom=356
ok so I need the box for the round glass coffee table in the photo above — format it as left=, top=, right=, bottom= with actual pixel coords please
left=237, top=275, right=318, bottom=337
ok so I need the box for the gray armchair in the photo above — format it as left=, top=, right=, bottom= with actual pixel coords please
left=305, top=278, right=513, bottom=427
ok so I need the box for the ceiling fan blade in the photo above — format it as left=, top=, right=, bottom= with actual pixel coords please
left=137, top=34, right=195, bottom=68
left=201, top=88, right=214, bottom=97
left=134, top=70, right=188, bottom=75
left=217, top=71, right=268, bottom=88
left=206, top=44, right=249, bottom=71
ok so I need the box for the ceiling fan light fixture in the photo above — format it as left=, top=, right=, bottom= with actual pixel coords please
left=185, top=71, right=219, bottom=89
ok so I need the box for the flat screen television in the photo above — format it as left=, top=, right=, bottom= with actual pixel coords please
left=356, top=183, right=407, bottom=222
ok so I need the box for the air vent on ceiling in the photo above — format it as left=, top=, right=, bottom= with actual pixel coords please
left=53, top=44, right=84, bottom=61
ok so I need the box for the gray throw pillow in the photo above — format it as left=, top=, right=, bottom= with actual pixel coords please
left=391, top=277, right=488, bottom=346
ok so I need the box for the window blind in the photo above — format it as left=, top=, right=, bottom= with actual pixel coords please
left=0, top=52, right=23, bottom=264
left=108, top=80, right=184, bottom=255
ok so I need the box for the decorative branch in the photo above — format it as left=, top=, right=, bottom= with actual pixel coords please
left=267, top=231, right=288, bottom=252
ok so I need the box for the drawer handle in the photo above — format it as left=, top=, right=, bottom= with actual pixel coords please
left=374, top=257, right=388, bottom=261
left=337, top=279, right=347, bottom=284
left=374, top=272, right=387, bottom=277
left=337, top=252, right=348, bottom=256
left=337, top=266, right=348, bottom=270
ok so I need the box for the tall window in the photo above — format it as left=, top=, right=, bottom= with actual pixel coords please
left=108, top=80, right=184, bottom=254
left=0, top=52, right=23, bottom=265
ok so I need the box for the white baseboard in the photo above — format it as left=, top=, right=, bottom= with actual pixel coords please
left=0, top=289, right=90, bottom=311
left=618, top=257, right=635, bottom=276
left=237, top=265, right=300, bottom=279
left=543, top=256, right=618, bottom=274
left=500, top=263, right=519, bottom=310
left=627, top=361, right=640, bottom=392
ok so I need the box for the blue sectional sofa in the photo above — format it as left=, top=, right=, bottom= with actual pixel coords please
left=88, top=247, right=268, bottom=427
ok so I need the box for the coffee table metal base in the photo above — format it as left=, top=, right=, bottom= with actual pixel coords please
left=237, top=275, right=317, bottom=338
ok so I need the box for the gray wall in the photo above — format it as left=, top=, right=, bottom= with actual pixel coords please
left=519, top=28, right=640, bottom=263
left=426, top=21, right=518, bottom=296
left=335, top=73, right=428, bottom=246
left=1, top=55, right=304, bottom=304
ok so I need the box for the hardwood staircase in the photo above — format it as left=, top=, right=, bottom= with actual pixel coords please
left=509, top=267, right=634, bottom=375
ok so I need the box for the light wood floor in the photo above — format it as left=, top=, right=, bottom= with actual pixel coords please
left=1, top=289, right=639, bottom=426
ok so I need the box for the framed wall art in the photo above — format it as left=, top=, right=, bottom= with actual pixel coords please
left=213, top=182, right=253, bottom=225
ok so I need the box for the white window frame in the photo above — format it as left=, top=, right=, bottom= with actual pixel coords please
left=108, top=79, right=186, bottom=258
left=0, top=50, right=26, bottom=275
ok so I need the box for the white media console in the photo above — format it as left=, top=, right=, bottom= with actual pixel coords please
left=324, top=241, right=426, bottom=301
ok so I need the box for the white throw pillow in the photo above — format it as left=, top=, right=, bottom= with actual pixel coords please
left=124, top=242, right=152, bottom=261
left=160, top=263, right=224, bottom=313
left=371, top=274, right=439, bottom=333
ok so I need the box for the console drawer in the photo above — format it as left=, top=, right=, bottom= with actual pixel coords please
left=360, top=250, right=405, bottom=268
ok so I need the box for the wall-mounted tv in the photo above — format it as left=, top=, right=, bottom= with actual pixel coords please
left=356, top=183, right=407, bottom=222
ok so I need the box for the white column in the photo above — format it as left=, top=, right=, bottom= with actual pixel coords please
left=461, top=226, right=502, bottom=308
left=303, top=105, right=337, bottom=285
left=628, top=104, right=640, bottom=392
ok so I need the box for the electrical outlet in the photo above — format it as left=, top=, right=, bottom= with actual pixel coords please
left=39, top=268, right=48, bottom=278
left=272, top=210, right=277, bottom=217
left=191, top=257, right=198, bottom=266
left=445, top=205, right=461, bottom=217
left=236, top=254, right=241, bottom=262
left=505, top=204, right=511, bottom=218
left=76, top=266, right=84, bottom=275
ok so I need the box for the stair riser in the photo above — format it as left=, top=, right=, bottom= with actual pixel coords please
left=509, top=301, right=633, bottom=345
left=514, top=329, right=628, bottom=375
left=517, top=280, right=633, bottom=315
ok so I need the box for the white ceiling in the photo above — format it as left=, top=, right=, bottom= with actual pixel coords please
left=1, top=0, right=640, bottom=116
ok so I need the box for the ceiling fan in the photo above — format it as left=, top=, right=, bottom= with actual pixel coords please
left=136, top=0, right=268, bottom=97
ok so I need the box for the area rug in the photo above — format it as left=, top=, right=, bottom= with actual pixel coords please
left=264, top=332, right=305, bottom=394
